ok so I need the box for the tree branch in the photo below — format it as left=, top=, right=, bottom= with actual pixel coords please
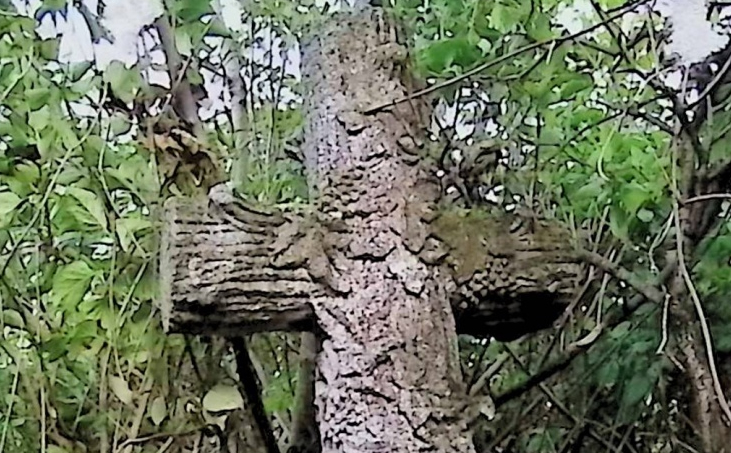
left=575, top=249, right=665, bottom=304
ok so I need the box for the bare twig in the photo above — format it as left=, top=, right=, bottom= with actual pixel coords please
left=576, top=249, right=665, bottom=304
left=683, top=193, right=731, bottom=204
left=468, top=353, right=509, bottom=397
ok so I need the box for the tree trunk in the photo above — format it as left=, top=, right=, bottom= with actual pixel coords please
left=670, top=273, right=731, bottom=453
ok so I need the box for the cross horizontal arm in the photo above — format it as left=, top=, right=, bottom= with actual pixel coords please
left=158, top=195, right=322, bottom=335
left=159, top=193, right=585, bottom=342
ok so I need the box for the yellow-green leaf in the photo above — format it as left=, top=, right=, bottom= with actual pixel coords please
left=67, top=187, right=108, bottom=230
left=203, top=385, right=243, bottom=412
left=51, top=261, right=95, bottom=309
left=109, top=375, right=133, bottom=405
left=150, top=396, right=167, bottom=426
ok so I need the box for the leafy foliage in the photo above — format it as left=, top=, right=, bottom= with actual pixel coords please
left=1, top=0, right=730, bottom=452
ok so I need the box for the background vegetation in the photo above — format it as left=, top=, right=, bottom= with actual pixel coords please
left=0, top=0, right=729, bottom=451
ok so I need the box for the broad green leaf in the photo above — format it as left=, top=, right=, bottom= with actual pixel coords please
left=67, top=187, right=108, bottom=230
left=620, top=183, right=649, bottom=216
left=596, top=360, right=619, bottom=386
left=116, top=217, right=152, bottom=252
left=0, top=190, right=21, bottom=217
left=103, top=61, right=141, bottom=104
left=490, top=3, right=517, bottom=33
left=609, top=321, right=632, bottom=339
left=712, top=323, right=731, bottom=352
left=527, top=14, right=553, bottom=41
left=637, top=208, right=654, bottom=222
left=525, top=428, right=557, bottom=453
left=203, top=385, right=243, bottom=412
left=573, top=177, right=604, bottom=201
left=28, top=105, right=52, bottom=131
left=561, top=77, right=592, bottom=98
left=150, top=396, right=167, bottom=426
left=205, top=17, right=232, bottom=38
left=264, top=371, right=296, bottom=414
left=67, top=61, right=94, bottom=82
left=51, top=261, right=95, bottom=309
left=109, top=375, right=133, bottom=405
left=174, top=28, right=194, bottom=56
left=629, top=339, right=656, bottom=354
left=12, top=162, right=40, bottom=190
left=609, top=207, right=629, bottom=240
left=174, top=0, right=214, bottom=21
left=2, top=309, right=24, bottom=329
left=109, top=113, right=132, bottom=137
left=26, top=87, right=54, bottom=110
left=477, top=38, right=492, bottom=55
left=622, top=373, right=654, bottom=406
left=47, top=445, right=70, bottom=453
left=419, top=38, right=481, bottom=75
left=42, top=336, right=69, bottom=361
left=70, top=76, right=98, bottom=96
left=38, top=38, right=59, bottom=60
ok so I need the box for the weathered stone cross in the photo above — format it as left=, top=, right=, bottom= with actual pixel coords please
left=158, top=5, right=582, bottom=453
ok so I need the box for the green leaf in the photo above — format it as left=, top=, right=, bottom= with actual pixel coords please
left=264, top=370, right=296, bottom=414
left=205, top=17, right=232, bottom=38
left=174, top=28, right=194, bottom=56
left=573, top=177, right=603, bottom=201
left=150, top=396, right=167, bottom=426
left=116, top=217, right=152, bottom=252
left=109, top=375, right=133, bottom=405
left=609, top=207, right=629, bottom=240
left=66, top=187, right=108, bottom=230
left=525, top=428, right=557, bottom=453
left=620, top=183, right=649, bottom=216
left=28, top=105, right=52, bottom=131
left=476, top=38, right=492, bottom=55
left=67, top=61, right=94, bottom=82
left=490, top=3, right=517, bottom=33
left=637, top=208, right=654, bottom=222
left=174, top=0, right=213, bottom=21
left=527, top=14, right=553, bottom=41
left=622, top=372, right=654, bottom=406
left=51, top=261, right=96, bottom=309
left=109, top=113, right=132, bottom=137
left=103, top=61, right=141, bottom=104
left=42, top=336, right=68, bottom=361
left=418, top=37, right=481, bottom=75
left=38, top=38, right=59, bottom=60
left=2, top=309, right=25, bottom=329
left=712, top=323, right=731, bottom=352
left=203, top=385, right=244, bottom=412
left=561, top=77, right=592, bottom=98
left=26, top=87, right=54, bottom=110
left=596, top=360, right=619, bottom=386
left=0, top=190, right=22, bottom=217
left=609, top=321, right=632, bottom=339
left=47, top=445, right=70, bottom=453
